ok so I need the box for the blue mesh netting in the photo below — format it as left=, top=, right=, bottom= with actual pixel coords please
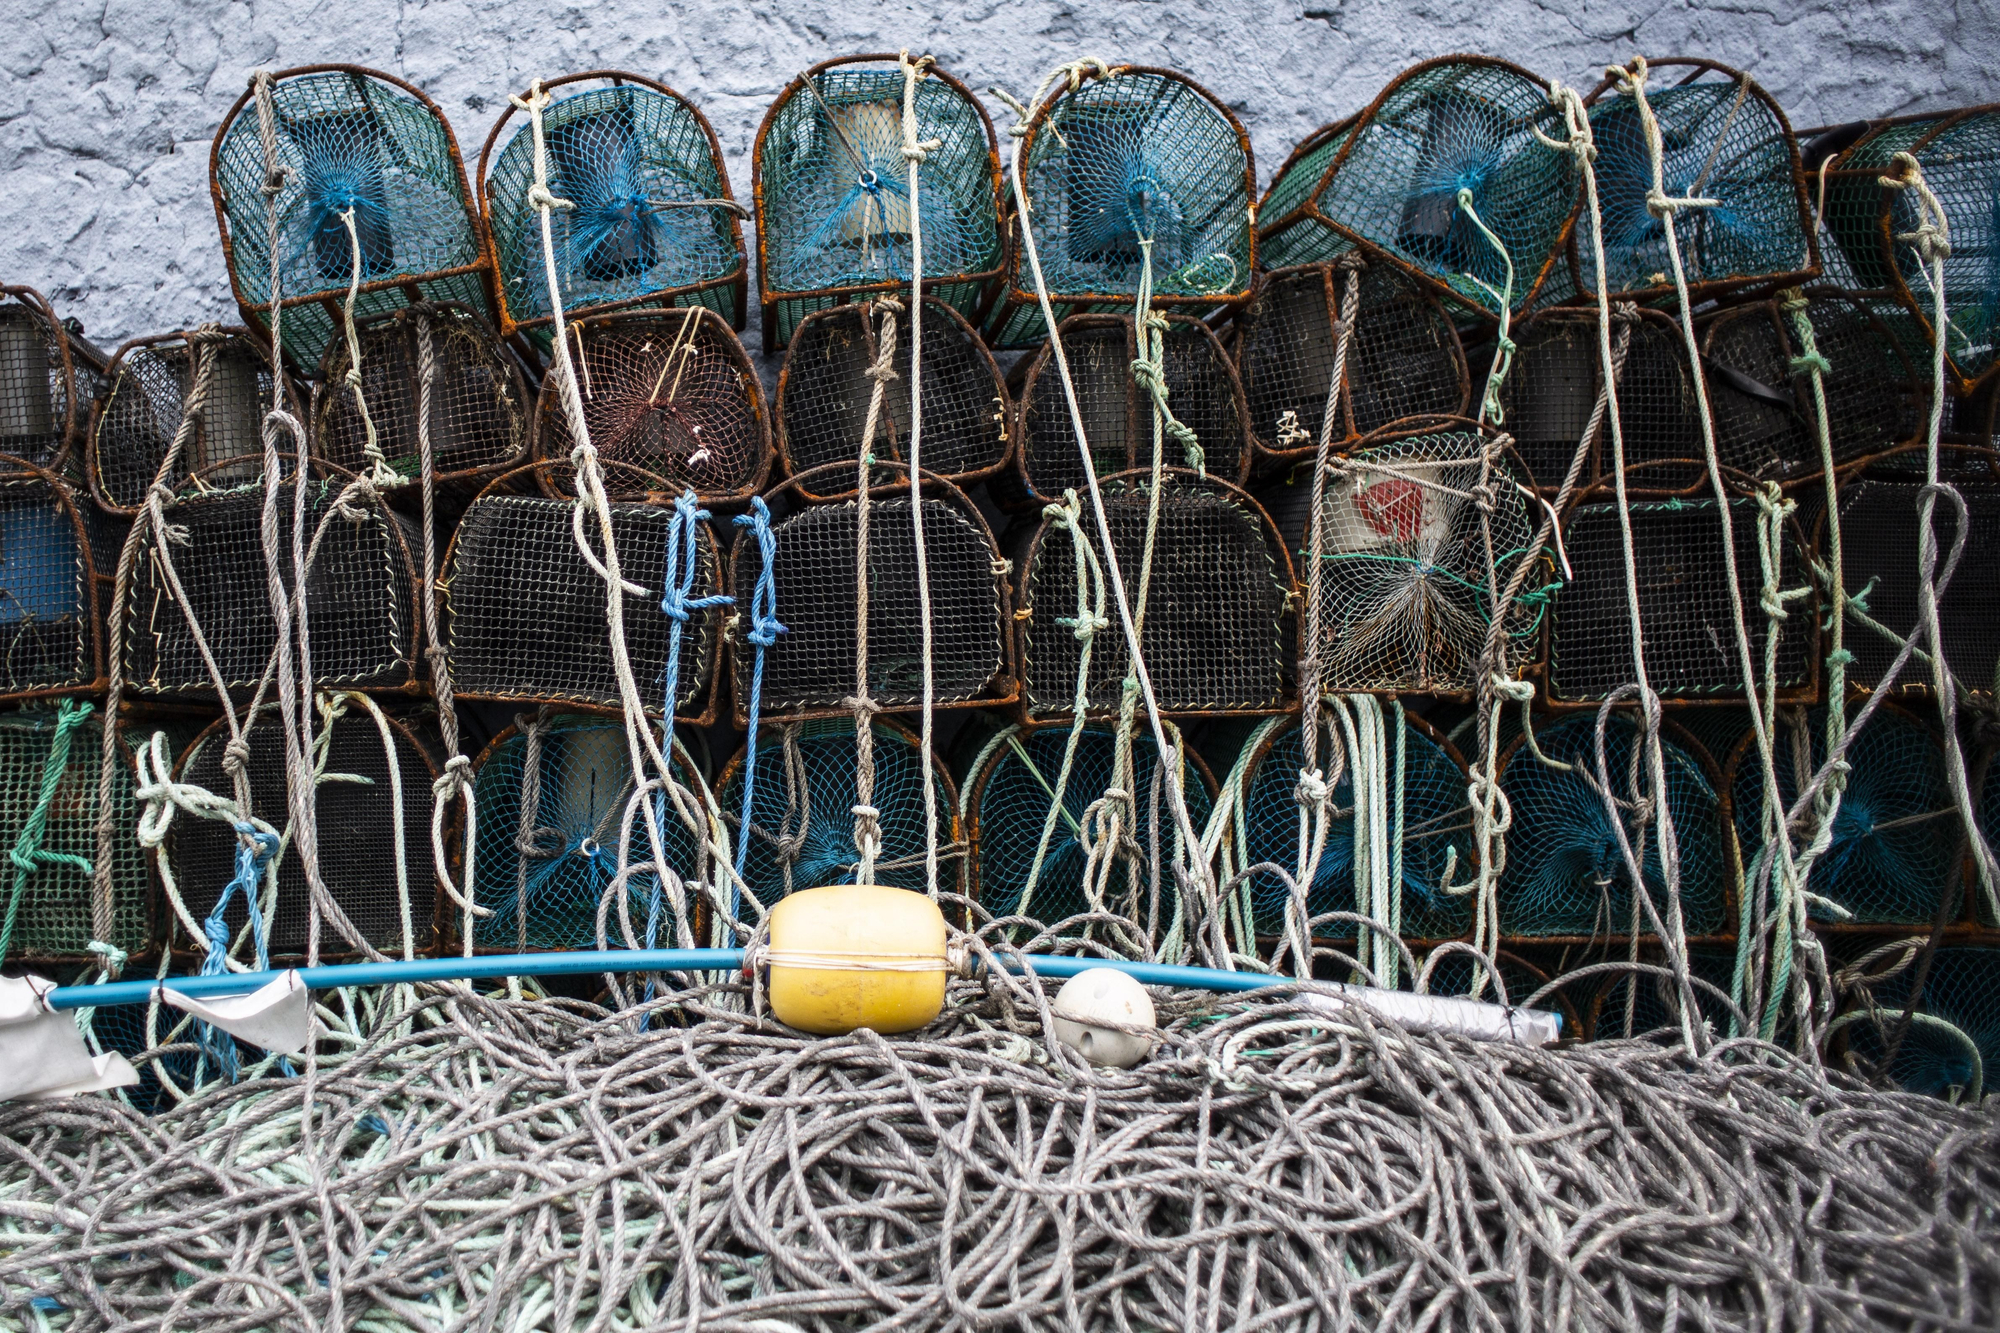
left=0, top=476, right=102, bottom=696
left=1846, top=948, right=2000, bottom=1099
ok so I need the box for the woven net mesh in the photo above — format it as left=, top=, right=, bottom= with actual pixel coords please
left=1239, top=716, right=1474, bottom=939
left=210, top=68, right=486, bottom=369
left=1550, top=495, right=1813, bottom=701
left=119, top=481, right=418, bottom=697
left=1834, top=476, right=2000, bottom=697
left=1498, top=714, right=1728, bottom=938
left=1844, top=947, right=2000, bottom=1098
left=171, top=707, right=439, bottom=959
left=315, top=306, right=527, bottom=480
left=1234, top=263, right=1468, bottom=460
left=0, top=474, right=106, bottom=696
left=532, top=309, right=768, bottom=500
left=0, top=297, right=78, bottom=471
left=1019, top=472, right=1288, bottom=715
left=1730, top=706, right=1961, bottom=926
left=90, top=332, right=291, bottom=511
left=469, top=713, right=702, bottom=952
left=777, top=297, right=1007, bottom=486
left=486, top=81, right=741, bottom=330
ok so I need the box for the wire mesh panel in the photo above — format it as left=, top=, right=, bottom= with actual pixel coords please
left=446, top=469, right=723, bottom=721
left=1017, top=469, right=1290, bottom=716
left=718, top=717, right=959, bottom=910
left=119, top=479, right=421, bottom=698
left=170, top=706, right=441, bottom=960
left=1842, top=948, right=2000, bottom=1099
left=1009, top=312, right=1250, bottom=508
left=987, top=66, right=1254, bottom=347
left=1699, top=303, right=1814, bottom=481
left=315, top=303, right=528, bottom=484
left=1549, top=491, right=1814, bottom=702
left=1236, top=714, right=1474, bottom=940
left=1233, top=262, right=1469, bottom=467
left=209, top=65, right=492, bottom=372
left=776, top=296, right=1009, bottom=497
left=0, top=286, right=96, bottom=475
left=0, top=463, right=112, bottom=701
left=730, top=467, right=1011, bottom=723
left=755, top=55, right=1003, bottom=351
left=1578, top=60, right=1816, bottom=304
left=1497, top=713, right=1729, bottom=939
left=481, top=72, right=747, bottom=338
left=1255, top=58, right=1578, bottom=318
left=530, top=307, right=771, bottom=502
left=1727, top=706, right=1962, bottom=926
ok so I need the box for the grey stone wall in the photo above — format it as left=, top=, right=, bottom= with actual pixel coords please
left=4, top=0, right=1994, bottom=356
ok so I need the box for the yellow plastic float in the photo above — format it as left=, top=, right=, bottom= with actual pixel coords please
left=765, top=884, right=949, bottom=1034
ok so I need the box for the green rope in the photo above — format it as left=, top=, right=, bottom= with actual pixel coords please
left=0, top=700, right=97, bottom=960
left=1456, top=188, right=1517, bottom=429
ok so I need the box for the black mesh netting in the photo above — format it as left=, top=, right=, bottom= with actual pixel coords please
left=1590, top=944, right=1742, bottom=1040
left=1699, top=303, right=1814, bottom=481
left=0, top=473, right=109, bottom=697
left=0, top=291, right=85, bottom=473
left=1834, top=475, right=2000, bottom=696
left=1843, top=947, right=2000, bottom=1099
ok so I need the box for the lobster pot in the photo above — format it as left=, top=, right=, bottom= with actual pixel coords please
left=170, top=707, right=440, bottom=960
left=210, top=66, right=493, bottom=373
left=754, top=55, right=1003, bottom=350
left=481, top=73, right=746, bottom=338
left=0, top=286, right=100, bottom=473
left=1234, top=262, right=1468, bottom=465
left=1549, top=494, right=1814, bottom=702
left=717, top=717, right=958, bottom=910
left=470, top=713, right=706, bottom=952
left=446, top=483, right=722, bottom=720
left=0, top=468, right=114, bottom=700
left=119, top=481, right=421, bottom=698
left=1236, top=714, right=1473, bottom=941
left=315, top=304, right=528, bottom=484
left=966, top=723, right=1213, bottom=932
left=1256, top=58, right=1578, bottom=319
left=89, top=329, right=300, bottom=511
left=1497, top=713, right=1729, bottom=940
left=1009, top=313, right=1249, bottom=507
left=1841, top=948, right=2000, bottom=1099
left=1728, top=706, right=1961, bottom=927
left=1577, top=60, right=1815, bottom=303
left=1591, top=945, right=1740, bottom=1041
left=1017, top=469, right=1291, bottom=716
left=730, top=472, right=1010, bottom=724
left=531, top=308, right=770, bottom=501
left=1297, top=425, right=1538, bottom=694
left=777, top=297, right=1009, bottom=496
left=986, top=66, right=1254, bottom=347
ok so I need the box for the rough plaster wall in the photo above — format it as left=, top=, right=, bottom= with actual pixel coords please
left=4, top=0, right=1995, bottom=362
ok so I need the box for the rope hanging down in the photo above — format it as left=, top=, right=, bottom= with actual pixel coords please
left=847, top=297, right=902, bottom=884
left=900, top=50, right=943, bottom=898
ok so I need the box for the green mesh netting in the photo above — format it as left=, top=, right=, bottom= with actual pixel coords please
left=0, top=473, right=108, bottom=697
left=1845, top=947, right=2000, bottom=1099
left=1498, top=715, right=1728, bottom=939
left=756, top=60, right=1000, bottom=348
left=970, top=725, right=1210, bottom=929
left=1239, top=717, right=1473, bottom=940
left=211, top=68, right=487, bottom=371
left=486, top=80, right=742, bottom=332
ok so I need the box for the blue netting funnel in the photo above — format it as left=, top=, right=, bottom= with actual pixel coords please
left=986, top=65, right=1254, bottom=348
left=1578, top=59, right=1816, bottom=304
left=716, top=717, right=958, bottom=912
left=1497, top=714, right=1729, bottom=940
left=209, top=66, right=492, bottom=373
left=1843, top=947, right=2000, bottom=1100
left=966, top=724, right=1213, bottom=935
left=1728, top=707, right=1964, bottom=927
left=1257, top=58, right=1578, bottom=319
left=480, top=72, right=747, bottom=341
left=1237, top=715, right=1474, bottom=941
left=754, top=55, right=1004, bottom=352
left=470, top=712, right=706, bottom=953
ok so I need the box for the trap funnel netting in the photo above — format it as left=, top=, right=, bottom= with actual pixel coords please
left=777, top=297, right=1009, bottom=494
left=171, top=706, right=441, bottom=960
left=1580, top=61, right=1815, bottom=303
left=1728, top=707, right=1961, bottom=926
left=483, top=74, right=745, bottom=337
left=531, top=308, right=770, bottom=502
left=718, top=717, right=956, bottom=910
left=0, top=467, right=114, bottom=699
left=1256, top=58, right=1578, bottom=318
left=968, top=724, right=1212, bottom=932
left=1844, top=948, right=2000, bottom=1098
left=210, top=67, right=490, bottom=372
left=470, top=713, right=704, bottom=952
left=1498, top=714, right=1729, bottom=939
left=987, top=66, right=1253, bottom=347
left=446, top=481, right=722, bottom=720
left=1018, top=470, right=1290, bottom=716
left=315, top=304, right=529, bottom=483
left=119, top=480, right=421, bottom=698
left=1233, top=263, right=1469, bottom=465
left=0, top=286, right=91, bottom=473
left=1238, top=715, right=1474, bottom=940
left=755, top=56, right=1003, bottom=350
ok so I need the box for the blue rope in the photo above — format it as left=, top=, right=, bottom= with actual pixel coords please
left=196, top=824, right=280, bottom=1082
left=731, top=498, right=787, bottom=904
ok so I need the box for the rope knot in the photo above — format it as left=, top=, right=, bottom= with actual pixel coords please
left=86, top=940, right=128, bottom=979
left=220, top=738, right=253, bottom=777
left=433, top=754, right=472, bottom=799
left=1294, top=769, right=1330, bottom=808
left=1789, top=350, right=1832, bottom=378
left=526, top=183, right=574, bottom=213
left=842, top=695, right=883, bottom=717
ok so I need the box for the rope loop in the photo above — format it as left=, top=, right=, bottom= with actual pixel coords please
left=433, top=753, right=473, bottom=800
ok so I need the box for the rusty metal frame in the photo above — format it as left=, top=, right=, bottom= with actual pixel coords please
left=0, top=453, right=110, bottom=704
left=0, top=285, right=91, bottom=480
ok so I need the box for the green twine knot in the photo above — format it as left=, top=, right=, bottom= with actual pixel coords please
left=1825, top=648, right=1856, bottom=668
left=1789, top=350, right=1831, bottom=378
left=1129, top=357, right=1205, bottom=474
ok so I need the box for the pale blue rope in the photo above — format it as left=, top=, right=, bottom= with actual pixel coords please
left=731, top=497, right=787, bottom=905
left=196, top=824, right=279, bottom=1082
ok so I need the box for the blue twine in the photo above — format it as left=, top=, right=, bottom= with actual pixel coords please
left=195, top=823, right=280, bottom=1083
left=660, top=490, right=735, bottom=718
left=731, top=498, right=787, bottom=906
